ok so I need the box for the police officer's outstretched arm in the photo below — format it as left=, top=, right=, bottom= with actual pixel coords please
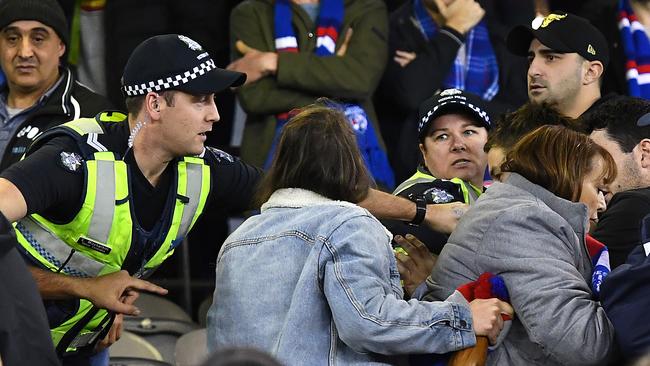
left=30, top=268, right=167, bottom=315
left=360, top=188, right=468, bottom=233
left=0, top=177, right=167, bottom=315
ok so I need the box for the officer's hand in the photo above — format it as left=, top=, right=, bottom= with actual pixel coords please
left=83, top=270, right=167, bottom=315
left=394, top=234, right=437, bottom=297
left=95, top=290, right=139, bottom=351
left=425, top=202, right=468, bottom=234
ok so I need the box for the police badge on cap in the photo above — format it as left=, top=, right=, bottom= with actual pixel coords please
left=121, top=34, right=246, bottom=97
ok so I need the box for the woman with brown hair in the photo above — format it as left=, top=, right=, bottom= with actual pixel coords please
left=423, top=125, right=618, bottom=365
left=207, top=100, right=512, bottom=365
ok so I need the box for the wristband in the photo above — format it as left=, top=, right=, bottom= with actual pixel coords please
left=408, top=194, right=427, bottom=226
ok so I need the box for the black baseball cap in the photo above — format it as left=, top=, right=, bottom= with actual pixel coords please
left=121, top=34, right=246, bottom=97
left=418, top=88, right=491, bottom=140
left=507, top=12, right=609, bottom=67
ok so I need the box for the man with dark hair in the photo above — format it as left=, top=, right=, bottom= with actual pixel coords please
left=0, top=0, right=111, bottom=171
left=507, top=11, right=611, bottom=119
left=583, top=96, right=650, bottom=268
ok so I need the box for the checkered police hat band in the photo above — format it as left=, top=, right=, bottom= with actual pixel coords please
left=419, top=100, right=490, bottom=132
left=122, top=59, right=216, bottom=96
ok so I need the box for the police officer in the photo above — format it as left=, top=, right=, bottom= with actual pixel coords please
left=0, top=34, right=253, bottom=363
left=387, top=88, right=492, bottom=256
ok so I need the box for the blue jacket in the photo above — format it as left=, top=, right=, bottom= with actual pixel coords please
left=601, top=213, right=650, bottom=360
left=207, top=188, right=475, bottom=365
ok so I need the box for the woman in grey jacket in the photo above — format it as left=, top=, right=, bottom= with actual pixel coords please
left=424, top=125, right=618, bottom=365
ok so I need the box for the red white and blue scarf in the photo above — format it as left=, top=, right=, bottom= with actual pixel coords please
left=413, top=0, right=499, bottom=101
left=618, top=0, right=650, bottom=98
left=270, top=0, right=395, bottom=189
left=587, top=234, right=610, bottom=299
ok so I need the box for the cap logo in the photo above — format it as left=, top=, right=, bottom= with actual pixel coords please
left=587, top=44, right=596, bottom=55
left=439, top=88, right=462, bottom=97
left=540, top=13, right=567, bottom=28
left=178, top=35, right=203, bottom=51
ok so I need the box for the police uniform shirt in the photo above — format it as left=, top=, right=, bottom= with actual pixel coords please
left=0, top=121, right=261, bottom=232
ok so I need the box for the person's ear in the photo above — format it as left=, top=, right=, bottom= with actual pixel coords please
left=145, top=93, right=161, bottom=118
left=583, top=60, right=603, bottom=85
left=637, top=139, right=650, bottom=169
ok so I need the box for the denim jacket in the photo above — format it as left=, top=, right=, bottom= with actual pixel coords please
left=207, top=188, right=475, bottom=365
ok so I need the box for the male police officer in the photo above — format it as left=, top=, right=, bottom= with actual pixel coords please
left=0, top=34, right=252, bottom=363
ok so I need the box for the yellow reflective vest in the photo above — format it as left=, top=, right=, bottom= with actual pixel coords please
left=14, top=113, right=211, bottom=355
left=393, top=168, right=482, bottom=204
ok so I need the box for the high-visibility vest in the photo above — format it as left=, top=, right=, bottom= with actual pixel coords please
left=14, top=113, right=211, bottom=355
left=393, top=168, right=482, bottom=204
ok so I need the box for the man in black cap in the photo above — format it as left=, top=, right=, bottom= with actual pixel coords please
left=0, top=0, right=111, bottom=171
left=507, top=12, right=610, bottom=119
left=0, top=33, right=252, bottom=364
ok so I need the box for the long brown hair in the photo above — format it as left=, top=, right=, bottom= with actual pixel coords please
left=255, top=100, right=371, bottom=205
left=501, top=125, right=617, bottom=201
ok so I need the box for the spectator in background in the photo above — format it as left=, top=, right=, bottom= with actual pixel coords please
left=546, top=0, right=650, bottom=98
left=386, top=88, right=490, bottom=256
left=0, top=0, right=111, bottom=171
left=424, top=125, right=616, bottom=365
left=208, top=101, right=512, bottom=365
left=506, top=11, right=610, bottom=120
left=226, top=0, right=395, bottom=189
left=600, top=213, right=650, bottom=361
left=486, top=102, right=576, bottom=180
left=583, top=97, right=650, bottom=269
left=375, top=0, right=531, bottom=181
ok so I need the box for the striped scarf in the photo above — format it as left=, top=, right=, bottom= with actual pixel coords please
left=413, top=0, right=499, bottom=100
left=618, top=0, right=650, bottom=98
left=270, top=0, right=395, bottom=189
left=586, top=234, right=610, bottom=299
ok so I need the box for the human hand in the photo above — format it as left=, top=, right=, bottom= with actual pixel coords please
left=95, top=290, right=140, bottom=351
left=82, top=270, right=167, bottom=315
left=336, top=28, right=354, bottom=56
left=469, top=298, right=514, bottom=345
left=434, top=0, right=485, bottom=34
left=424, top=201, right=468, bottom=234
left=394, top=234, right=437, bottom=296
left=394, top=50, right=417, bottom=67
left=227, top=40, right=278, bottom=85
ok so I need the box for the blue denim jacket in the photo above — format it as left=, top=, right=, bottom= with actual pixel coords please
left=207, top=188, right=475, bottom=365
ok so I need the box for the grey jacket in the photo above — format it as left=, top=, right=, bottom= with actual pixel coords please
left=423, top=173, right=614, bottom=365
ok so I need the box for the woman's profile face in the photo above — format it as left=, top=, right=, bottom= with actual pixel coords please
left=578, top=156, right=609, bottom=223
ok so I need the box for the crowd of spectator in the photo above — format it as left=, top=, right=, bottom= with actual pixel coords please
left=3, top=0, right=650, bottom=365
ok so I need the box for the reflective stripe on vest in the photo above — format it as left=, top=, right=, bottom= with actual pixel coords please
left=13, top=118, right=210, bottom=353
left=393, top=170, right=482, bottom=205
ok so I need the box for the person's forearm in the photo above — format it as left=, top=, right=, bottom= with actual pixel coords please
left=360, top=189, right=466, bottom=234
left=360, top=188, right=415, bottom=221
left=28, top=266, right=89, bottom=300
